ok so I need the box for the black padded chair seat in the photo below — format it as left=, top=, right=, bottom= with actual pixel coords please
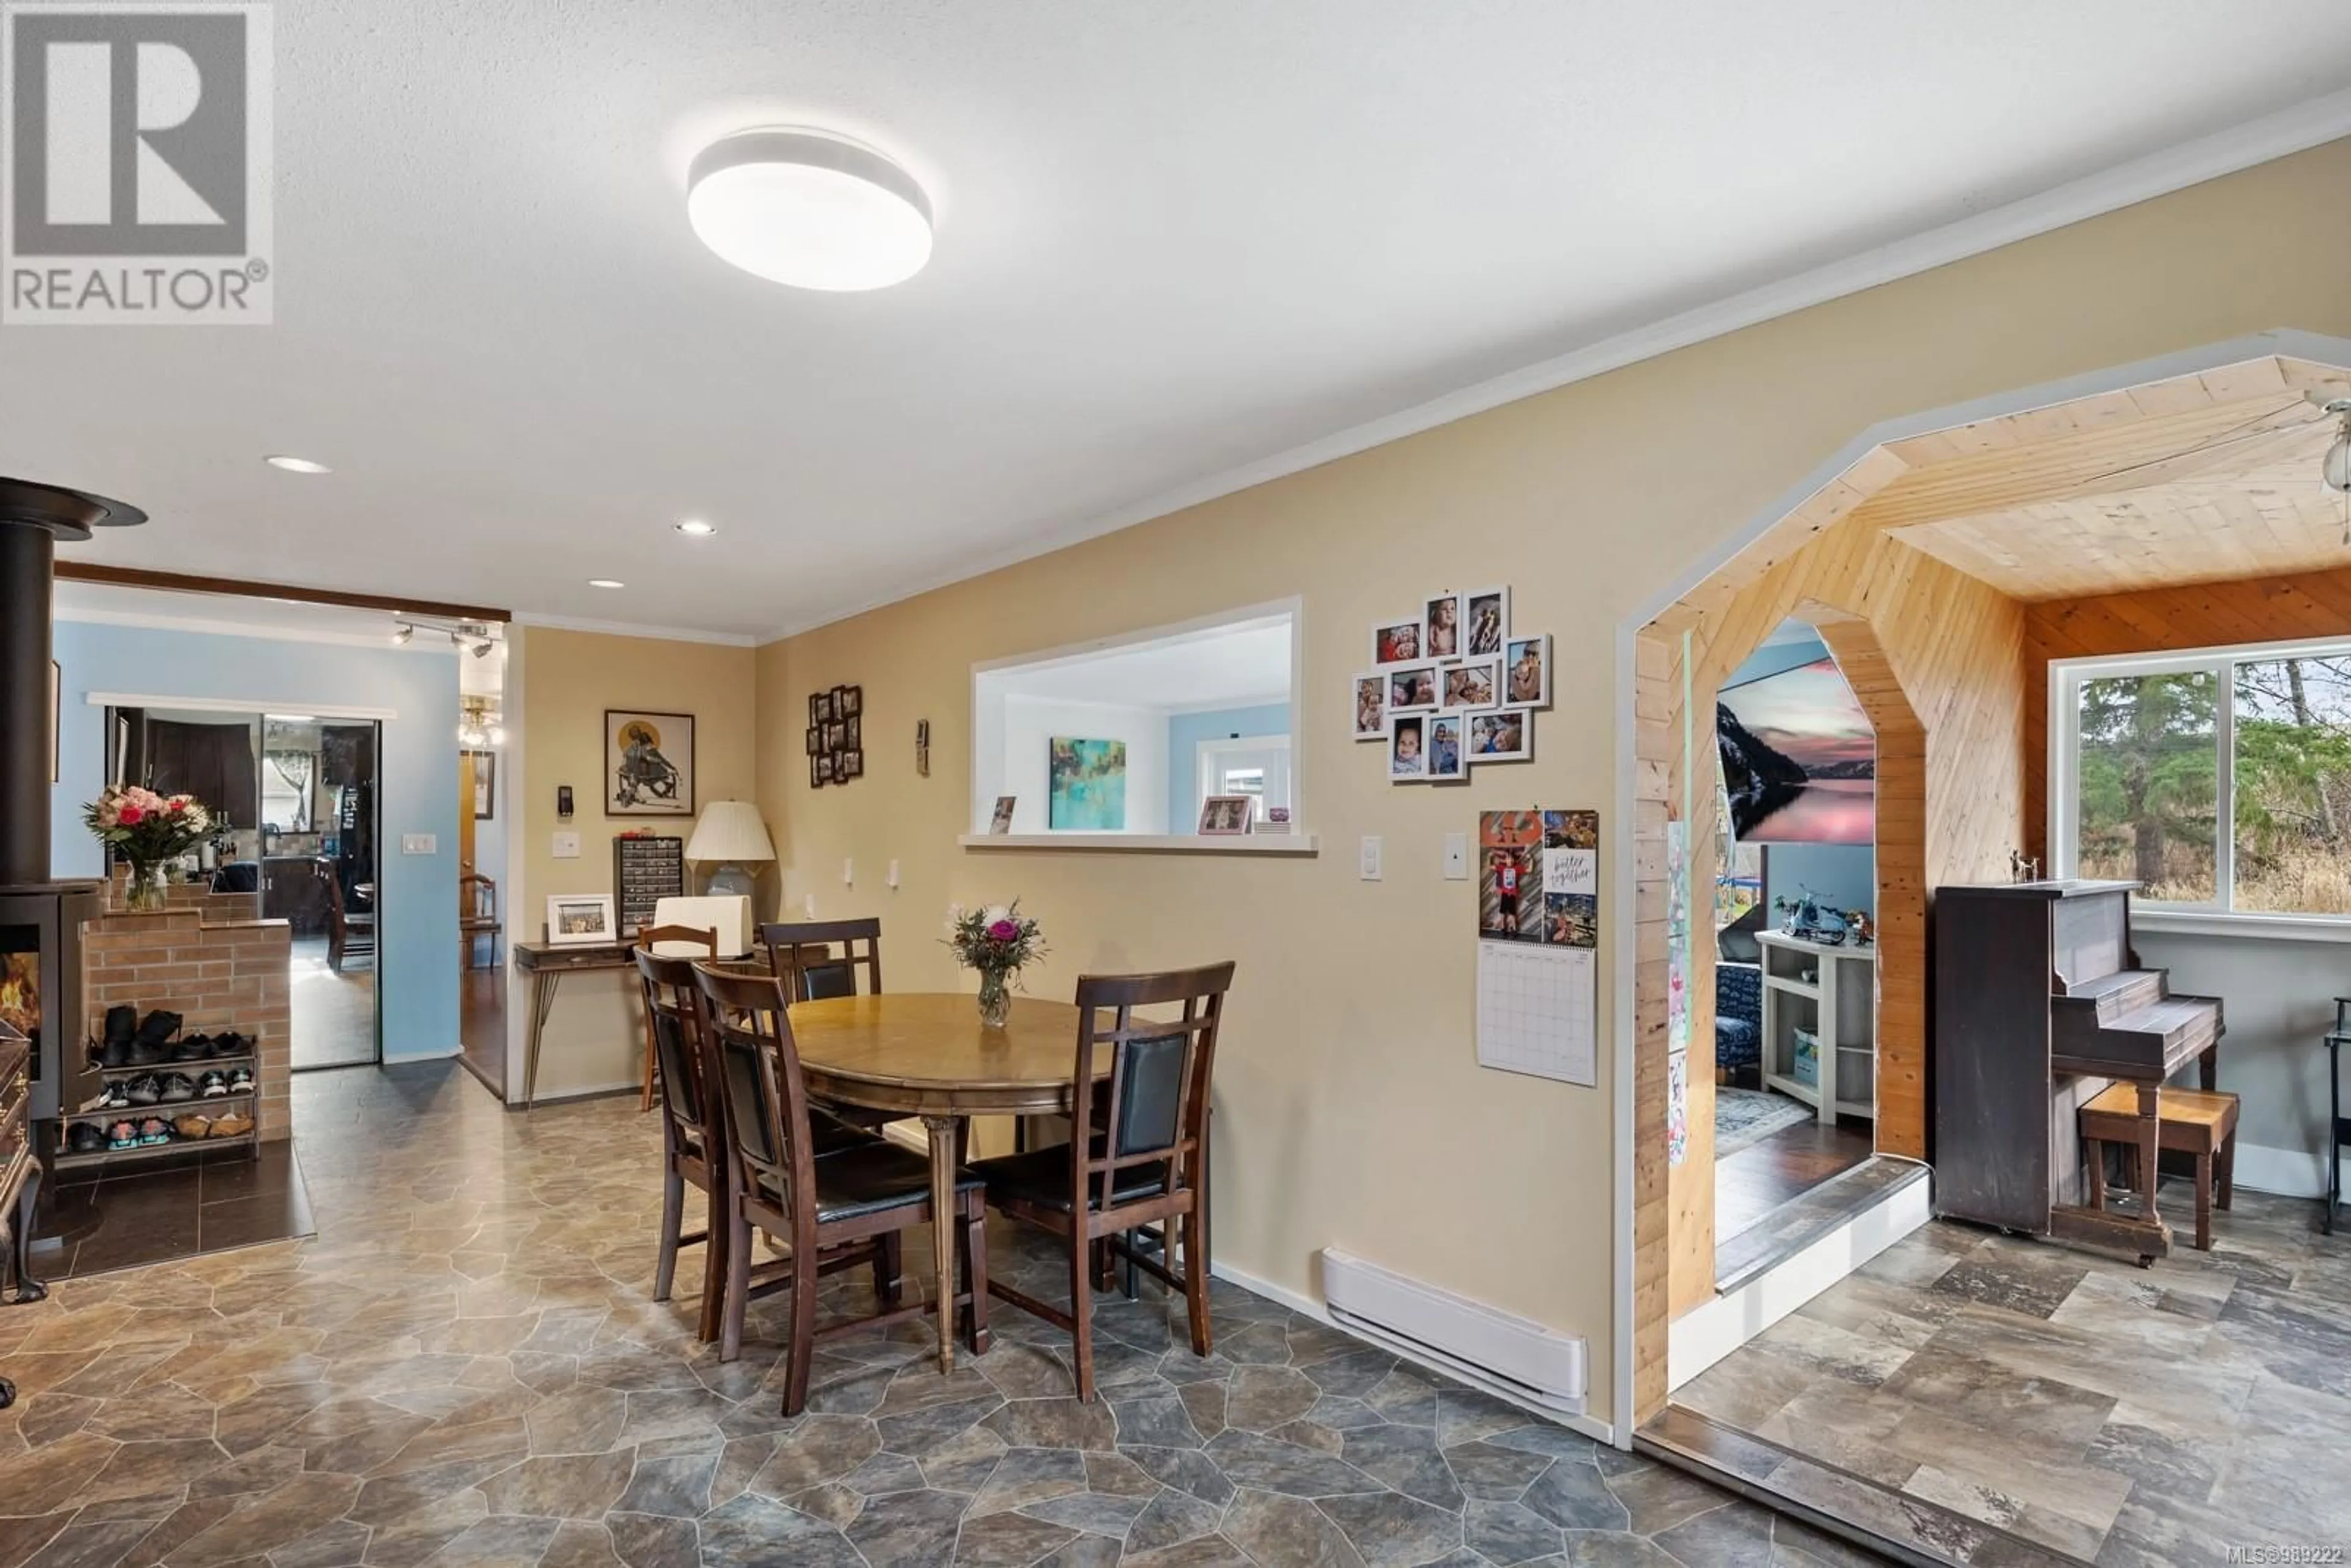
left=794, top=1142, right=983, bottom=1225
left=972, top=1142, right=1168, bottom=1213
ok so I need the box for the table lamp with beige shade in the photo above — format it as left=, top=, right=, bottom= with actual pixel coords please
left=684, top=799, right=774, bottom=902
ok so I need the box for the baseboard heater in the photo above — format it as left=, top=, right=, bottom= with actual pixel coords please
left=1321, top=1247, right=1586, bottom=1414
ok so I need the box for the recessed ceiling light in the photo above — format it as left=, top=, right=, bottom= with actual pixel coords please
left=675, top=519, right=717, bottom=536
left=588, top=579, right=625, bottom=589
left=263, top=455, right=331, bottom=474
left=687, top=128, right=932, bottom=292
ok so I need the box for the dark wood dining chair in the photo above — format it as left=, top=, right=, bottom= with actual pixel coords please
left=637, top=925, right=716, bottom=1111
left=974, top=961, right=1234, bottom=1401
left=688, top=962, right=990, bottom=1412
left=634, top=942, right=726, bottom=1342
left=321, top=861, right=375, bottom=973
left=459, top=872, right=501, bottom=969
left=760, top=918, right=893, bottom=1133
left=759, top=917, right=883, bottom=1001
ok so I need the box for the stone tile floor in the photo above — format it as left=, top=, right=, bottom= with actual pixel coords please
left=1676, top=1180, right=2351, bottom=1564
left=0, top=1063, right=1880, bottom=1567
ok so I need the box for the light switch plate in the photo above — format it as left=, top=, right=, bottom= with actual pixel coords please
left=1443, top=831, right=1469, bottom=879
left=887, top=860, right=901, bottom=889
left=842, top=858, right=854, bottom=885
left=552, top=831, right=580, bottom=859
left=803, top=893, right=819, bottom=918
left=1359, top=835, right=1383, bottom=881
left=401, top=833, right=436, bottom=856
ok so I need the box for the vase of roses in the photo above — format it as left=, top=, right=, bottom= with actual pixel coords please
left=945, top=901, right=1046, bottom=1029
left=83, top=786, right=214, bottom=913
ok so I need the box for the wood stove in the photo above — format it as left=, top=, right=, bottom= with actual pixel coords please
left=0, top=476, right=146, bottom=1313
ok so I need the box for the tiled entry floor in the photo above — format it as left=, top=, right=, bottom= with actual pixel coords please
left=0, top=1063, right=1881, bottom=1567
left=32, top=1140, right=315, bottom=1281
left=1672, top=1181, right=2351, bottom=1564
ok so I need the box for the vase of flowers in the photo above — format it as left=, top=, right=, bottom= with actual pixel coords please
left=83, top=786, right=214, bottom=913
left=945, top=901, right=1045, bottom=1029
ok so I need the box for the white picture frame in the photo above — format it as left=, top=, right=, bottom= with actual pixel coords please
left=547, top=893, right=617, bottom=946
left=1441, top=656, right=1501, bottom=711
left=1422, top=591, right=1464, bottom=661
left=1388, top=713, right=1429, bottom=781
left=1386, top=662, right=1440, bottom=713
left=1371, top=616, right=1422, bottom=666
left=1351, top=672, right=1387, bottom=740
left=1502, top=632, right=1551, bottom=709
left=1466, top=708, right=1532, bottom=762
left=1463, top=586, right=1510, bottom=658
left=1425, top=711, right=1468, bottom=781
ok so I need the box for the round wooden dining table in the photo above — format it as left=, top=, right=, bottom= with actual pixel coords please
left=788, top=992, right=1100, bottom=1374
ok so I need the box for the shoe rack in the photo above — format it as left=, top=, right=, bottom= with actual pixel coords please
left=55, top=1024, right=260, bottom=1173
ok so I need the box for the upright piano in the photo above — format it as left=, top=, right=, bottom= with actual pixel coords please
left=1933, top=879, right=2222, bottom=1261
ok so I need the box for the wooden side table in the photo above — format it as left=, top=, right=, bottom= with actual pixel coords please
left=512, top=939, right=639, bottom=1108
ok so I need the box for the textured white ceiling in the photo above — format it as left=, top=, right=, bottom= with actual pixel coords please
left=11, top=1, right=2351, bottom=640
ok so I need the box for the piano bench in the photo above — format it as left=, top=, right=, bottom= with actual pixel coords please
left=2081, top=1085, right=2239, bottom=1252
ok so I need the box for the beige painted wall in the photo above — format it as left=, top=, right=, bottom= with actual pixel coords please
left=748, top=140, right=2351, bottom=1430
left=508, top=625, right=759, bottom=1101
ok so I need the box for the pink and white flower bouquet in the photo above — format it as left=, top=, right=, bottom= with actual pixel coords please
left=84, top=786, right=214, bottom=910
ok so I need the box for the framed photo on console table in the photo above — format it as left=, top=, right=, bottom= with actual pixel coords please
left=547, top=894, right=616, bottom=946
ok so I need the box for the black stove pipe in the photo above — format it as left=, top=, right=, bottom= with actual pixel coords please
left=0, top=479, right=147, bottom=888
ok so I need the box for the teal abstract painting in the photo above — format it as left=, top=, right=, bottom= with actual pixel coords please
left=1049, top=737, right=1127, bottom=830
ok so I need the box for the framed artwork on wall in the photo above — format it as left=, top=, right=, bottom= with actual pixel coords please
left=1504, top=634, right=1551, bottom=709
left=1372, top=617, right=1422, bottom=666
left=606, top=710, right=695, bottom=816
left=1352, top=672, right=1387, bottom=740
left=1423, top=591, right=1463, bottom=659
left=1048, top=737, right=1127, bottom=830
left=467, top=749, right=497, bottom=820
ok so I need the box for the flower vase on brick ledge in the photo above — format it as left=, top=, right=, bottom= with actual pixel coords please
left=84, top=786, right=214, bottom=913
left=945, top=901, right=1046, bottom=1029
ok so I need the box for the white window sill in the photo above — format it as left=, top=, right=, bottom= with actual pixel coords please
left=958, top=832, right=1319, bottom=857
left=2132, top=908, right=2351, bottom=944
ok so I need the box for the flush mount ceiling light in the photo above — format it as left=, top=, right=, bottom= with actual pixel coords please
left=686, top=129, right=932, bottom=292
left=675, top=518, right=717, bottom=536
left=588, top=578, right=625, bottom=589
left=263, top=455, right=331, bottom=475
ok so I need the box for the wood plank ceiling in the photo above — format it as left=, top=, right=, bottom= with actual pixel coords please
left=1856, top=356, right=2351, bottom=599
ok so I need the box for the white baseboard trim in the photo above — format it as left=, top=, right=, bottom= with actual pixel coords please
left=1208, top=1257, right=1621, bottom=1450
left=383, top=1045, right=460, bottom=1063
left=2229, top=1140, right=2344, bottom=1201
left=1669, top=1169, right=1932, bottom=1391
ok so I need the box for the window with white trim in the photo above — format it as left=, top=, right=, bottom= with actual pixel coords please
left=2050, top=639, right=2351, bottom=917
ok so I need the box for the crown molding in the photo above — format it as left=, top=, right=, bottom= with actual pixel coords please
left=510, top=611, right=757, bottom=648
left=753, top=86, right=2351, bottom=645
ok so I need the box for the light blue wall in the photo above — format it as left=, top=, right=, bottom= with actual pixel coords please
left=50, top=622, right=462, bottom=1061
left=1165, top=703, right=1291, bottom=833
left=1725, top=632, right=1875, bottom=917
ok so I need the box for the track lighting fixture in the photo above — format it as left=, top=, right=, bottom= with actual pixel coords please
left=392, top=623, right=414, bottom=645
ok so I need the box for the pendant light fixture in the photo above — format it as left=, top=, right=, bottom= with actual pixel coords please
left=686, top=129, right=932, bottom=292
left=2315, top=393, right=2351, bottom=545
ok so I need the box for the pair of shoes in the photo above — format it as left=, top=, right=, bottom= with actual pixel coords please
left=157, top=1073, right=198, bottom=1104
left=226, top=1066, right=254, bottom=1095
left=127, top=1010, right=181, bottom=1067
left=137, top=1117, right=171, bottom=1146
left=173, top=1112, right=216, bottom=1139
left=80, top=1082, right=129, bottom=1112
left=199, top=1070, right=229, bottom=1098
left=67, top=1122, right=107, bottom=1154
left=207, top=1111, right=253, bottom=1138
left=106, top=1120, right=140, bottom=1150
left=99, top=1004, right=137, bottom=1067
left=208, top=1031, right=250, bottom=1059
left=122, top=1074, right=162, bottom=1106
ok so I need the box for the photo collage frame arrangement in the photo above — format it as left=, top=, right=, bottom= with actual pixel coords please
left=806, top=684, right=865, bottom=789
left=1355, top=586, right=1550, bottom=782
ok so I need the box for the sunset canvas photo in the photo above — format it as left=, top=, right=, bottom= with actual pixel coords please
left=1715, top=656, right=1875, bottom=844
